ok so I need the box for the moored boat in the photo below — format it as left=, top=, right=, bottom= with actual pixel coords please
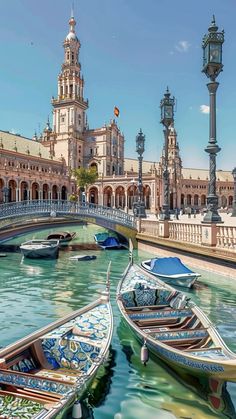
left=99, top=236, right=124, bottom=250
left=20, top=239, right=59, bottom=259
left=94, top=232, right=110, bottom=244
left=116, top=242, right=236, bottom=382
left=141, top=257, right=201, bottom=288
left=69, top=254, right=97, bottom=261
left=0, top=263, right=113, bottom=417
left=46, top=231, right=76, bottom=243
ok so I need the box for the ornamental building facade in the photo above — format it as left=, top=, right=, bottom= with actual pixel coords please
left=0, top=14, right=234, bottom=211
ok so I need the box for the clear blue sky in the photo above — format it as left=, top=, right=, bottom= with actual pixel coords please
left=0, top=0, right=235, bottom=170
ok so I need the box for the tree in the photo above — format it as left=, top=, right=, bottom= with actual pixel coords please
left=73, top=167, right=98, bottom=204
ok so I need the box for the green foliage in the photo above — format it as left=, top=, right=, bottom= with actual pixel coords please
left=68, top=193, right=78, bottom=202
left=73, top=167, right=98, bottom=190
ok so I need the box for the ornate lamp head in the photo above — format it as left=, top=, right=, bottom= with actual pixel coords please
left=202, top=16, right=224, bottom=81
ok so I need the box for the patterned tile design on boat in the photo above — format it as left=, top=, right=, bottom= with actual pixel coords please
left=41, top=304, right=110, bottom=372
left=0, top=395, right=45, bottom=417
left=0, top=371, right=75, bottom=396
left=152, top=329, right=208, bottom=341
left=147, top=341, right=225, bottom=373
left=129, top=309, right=193, bottom=320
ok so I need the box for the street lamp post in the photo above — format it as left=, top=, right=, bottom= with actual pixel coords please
left=133, top=129, right=146, bottom=218
left=130, top=178, right=136, bottom=209
left=2, top=187, right=9, bottom=203
left=231, top=167, right=236, bottom=217
left=160, top=87, right=175, bottom=220
left=202, top=16, right=224, bottom=223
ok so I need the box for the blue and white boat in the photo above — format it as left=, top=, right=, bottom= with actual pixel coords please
left=0, top=263, right=113, bottom=417
left=141, top=257, right=200, bottom=288
left=117, top=253, right=236, bottom=382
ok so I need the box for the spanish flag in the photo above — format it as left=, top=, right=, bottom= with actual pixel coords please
left=114, top=106, right=120, bottom=117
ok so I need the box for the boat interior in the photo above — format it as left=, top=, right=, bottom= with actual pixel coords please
left=0, top=304, right=111, bottom=406
left=120, top=285, right=228, bottom=358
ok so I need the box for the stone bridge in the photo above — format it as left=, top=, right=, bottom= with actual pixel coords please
left=0, top=200, right=137, bottom=242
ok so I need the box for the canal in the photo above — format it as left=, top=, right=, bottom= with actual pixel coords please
left=1, top=223, right=236, bottom=418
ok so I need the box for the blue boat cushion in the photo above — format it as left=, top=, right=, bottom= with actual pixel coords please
left=150, top=257, right=194, bottom=276
left=121, top=288, right=177, bottom=308
left=41, top=336, right=101, bottom=372
left=40, top=303, right=110, bottom=372
left=10, top=357, right=37, bottom=373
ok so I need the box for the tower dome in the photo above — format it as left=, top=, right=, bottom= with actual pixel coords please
left=66, top=16, right=78, bottom=41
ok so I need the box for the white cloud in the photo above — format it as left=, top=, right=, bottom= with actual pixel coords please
left=200, top=105, right=210, bottom=114
left=175, top=40, right=190, bottom=53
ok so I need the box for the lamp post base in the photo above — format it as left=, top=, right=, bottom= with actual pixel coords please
left=159, top=204, right=170, bottom=221
left=133, top=201, right=146, bottom=218
left=202, top=209, right=222, bottom=223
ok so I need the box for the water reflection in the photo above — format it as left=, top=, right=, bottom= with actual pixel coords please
left=117, top=320, right=236, bottom=418
left=1, top=226, right=236, bottom=418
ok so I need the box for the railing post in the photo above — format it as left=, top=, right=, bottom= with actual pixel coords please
left=201, top=223, right=217, bottom=246
left=158, top=220, right=170, bottom=238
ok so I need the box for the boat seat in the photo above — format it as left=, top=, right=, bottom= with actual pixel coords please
left=141, top=314, right=198, bottom=332
left=126, top=304, right=169, bottom=312
left=35, top=367, right=83, bottom=385
left=184, top=346, right=222, bottom=352
left=130, top=309, right=193, bottom=326
left=152, top=328, right=208, bottom=343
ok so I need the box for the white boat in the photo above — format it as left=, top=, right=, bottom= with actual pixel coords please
left=141, top=257, right=201, bottom=288
left=20, top=239, right=59, bottom=259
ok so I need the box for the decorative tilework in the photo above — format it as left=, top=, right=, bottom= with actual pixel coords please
left=41, top=303, right=111, bottom=375
left=0, top=371, right=75, bottom=396
left=0, top=395, right=45, bottom=418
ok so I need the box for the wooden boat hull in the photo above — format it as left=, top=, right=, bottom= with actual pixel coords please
left=117, top=263, right=236, bottom=382
left=47, top=232, right=77, bottom=244
left=0, top=290, right=113, bottom=417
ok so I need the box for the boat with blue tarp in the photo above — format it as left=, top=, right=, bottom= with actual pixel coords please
left=141, top=256, right=200, bottom=288
left=99, top=236, right=124, bottom=250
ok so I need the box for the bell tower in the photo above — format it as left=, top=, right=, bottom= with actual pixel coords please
left=51, top=13, right=88, bottom=170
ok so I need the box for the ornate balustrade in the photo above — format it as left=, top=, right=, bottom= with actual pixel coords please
left=169, top=223, right=202, bottom=245
left=139, top=218, right=236, bottom=252
left=140, top=220, right=160, bottom=237
left=216, top=226, right=236, bottom=250
left=0, top=200, right=136, bottom=230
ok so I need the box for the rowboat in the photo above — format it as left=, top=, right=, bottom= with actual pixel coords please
left=116, top=243, right=236, bottom=382
left=46, top=231, right=77, bottom=244
left=141, top=257, right=201, bottom=288
left=0, top=263, right=113, bottom=417
left=20, top=239, right=60, bottom=259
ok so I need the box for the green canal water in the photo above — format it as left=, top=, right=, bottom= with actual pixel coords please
left=1, top=223, right=236, bottom=418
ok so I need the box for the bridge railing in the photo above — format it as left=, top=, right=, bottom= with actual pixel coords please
left=0, top=200, right=136, bottom=229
